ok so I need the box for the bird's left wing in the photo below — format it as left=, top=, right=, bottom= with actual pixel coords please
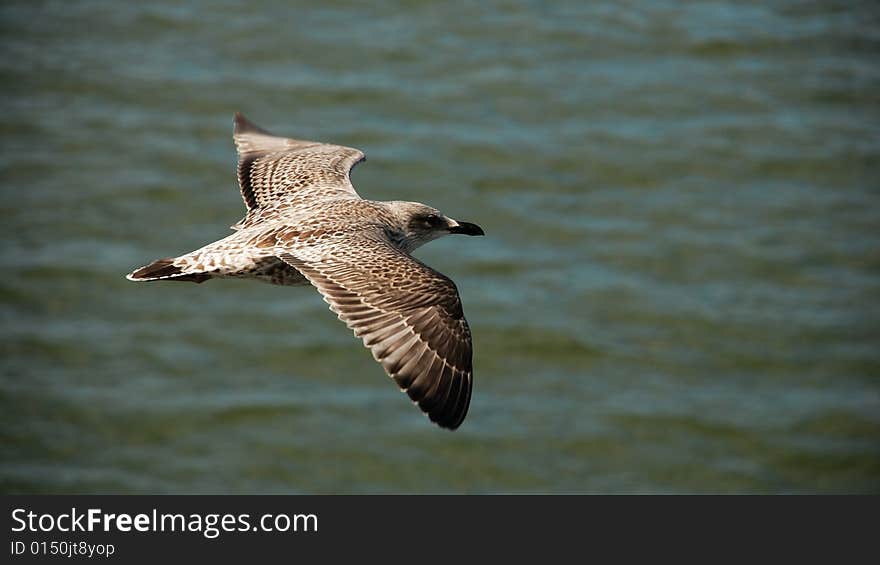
left=231, top=113, right=365, bottom=229
left=276, top=231, right=473, bottom=430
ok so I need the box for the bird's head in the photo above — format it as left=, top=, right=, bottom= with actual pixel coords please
left=385, top=201, right=484, bottom=252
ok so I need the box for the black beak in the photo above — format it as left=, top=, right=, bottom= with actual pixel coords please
left=448, top=221, right=485, bottom=236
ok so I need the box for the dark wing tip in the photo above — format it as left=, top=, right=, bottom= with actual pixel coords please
left=411, top=362, right=472, bottom=431
left=233, top=112, right=271, bottom=136
left=451, top=376, right=473, bottom=429
left=431, top=372, right=472, bottom=430
left=128, top=258, right=181, bottom=280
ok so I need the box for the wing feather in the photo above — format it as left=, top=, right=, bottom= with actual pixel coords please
left=276, top=234, right=474, bottom=430
left=231, top=113, right=365, bottom=229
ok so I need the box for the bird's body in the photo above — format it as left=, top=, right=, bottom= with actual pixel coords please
left=127, top=114, right=484, bottom=430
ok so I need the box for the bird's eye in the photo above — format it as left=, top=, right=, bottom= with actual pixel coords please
left=424, top=214, right=442, bottom=226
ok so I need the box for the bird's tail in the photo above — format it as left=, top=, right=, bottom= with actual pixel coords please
left=125, top=257, right=212, bottom=283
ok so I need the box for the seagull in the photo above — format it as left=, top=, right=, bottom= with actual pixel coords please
left=126, top=113, right=484, bottom=430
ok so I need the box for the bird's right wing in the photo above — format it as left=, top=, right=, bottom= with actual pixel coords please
left=231, top=113, right=365, bottom=229
left=276, top=230, right=473, bottom=430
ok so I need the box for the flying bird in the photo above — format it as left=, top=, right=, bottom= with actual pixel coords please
left=126, top=113, right=484, bottom=430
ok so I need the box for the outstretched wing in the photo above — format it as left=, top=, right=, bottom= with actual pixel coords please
left=231, top=113, right=365, bottom=229
left=276, top=232, right=473, bottom=430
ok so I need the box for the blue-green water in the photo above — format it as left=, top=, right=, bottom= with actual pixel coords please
left=1, top=1, right=878, bottom=493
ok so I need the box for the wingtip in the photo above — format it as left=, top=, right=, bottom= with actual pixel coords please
left=233, top=112, right=270, bottom=136
left=233, top=111, right=247, bottom=132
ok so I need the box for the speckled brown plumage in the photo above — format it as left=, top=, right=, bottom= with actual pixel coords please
left=126, top=113, right=484, bottom=430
